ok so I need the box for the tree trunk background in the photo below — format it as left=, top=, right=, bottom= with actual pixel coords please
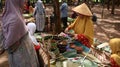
left=53, top=0, right=62, bottom=34
left=111, top=0, right=115, bottom=14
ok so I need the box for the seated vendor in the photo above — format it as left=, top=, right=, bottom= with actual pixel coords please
left=65, top=3, right=94, bottom=52
left=109, top=38, right=120, bottom=67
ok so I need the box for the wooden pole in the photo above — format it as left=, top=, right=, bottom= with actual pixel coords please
left=111, top=0, right=115, bottom=14
left=101, top=0, right=104, bottom=19
left=53, top=0, right=62, bottom=34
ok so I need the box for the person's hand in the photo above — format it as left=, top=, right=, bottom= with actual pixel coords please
left=74, top=34, right=78, bottom=39
left=64, top=27, right=69, bottom=33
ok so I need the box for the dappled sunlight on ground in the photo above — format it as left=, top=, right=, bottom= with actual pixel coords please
left=91, top=5, right=120, bottom=42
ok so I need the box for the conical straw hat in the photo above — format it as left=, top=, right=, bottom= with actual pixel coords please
left=72, top=3, right=92, bottom=16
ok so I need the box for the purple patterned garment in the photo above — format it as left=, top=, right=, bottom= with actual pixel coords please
left=2, top=0, right=40, bottom=67
left=2, top=0, right=27, bottom=49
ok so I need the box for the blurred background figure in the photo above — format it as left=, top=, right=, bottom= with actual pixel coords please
left=74, top=0, right=79, bottom=6
left=23, top=1, right=29, bottom=13
left=71, top=0, right=79, bottom=19
left=60, top=0, right=68, bottom=29
left=0, top=0, right=2, bottom=11
left=29, top=5, right=34, bottom=14
left=50, top=11, right=55, bottom=32
left=33, top=0, right=45, bottom=32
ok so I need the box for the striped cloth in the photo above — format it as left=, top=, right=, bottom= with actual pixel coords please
left=39, top=45, right=50, bottom=66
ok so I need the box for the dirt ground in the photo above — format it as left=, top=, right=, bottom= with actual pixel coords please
left=92, top=5, right=120, bottom=42
left=0, top=4, right=120, bottom=67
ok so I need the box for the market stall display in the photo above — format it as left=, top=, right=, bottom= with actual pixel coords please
left=34, top=32, right=111, bottom=67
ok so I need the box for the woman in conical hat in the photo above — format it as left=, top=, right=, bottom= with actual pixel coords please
left=65, top=3, right=94, bottom=49
left=109, top=38, right=120, bottom=67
